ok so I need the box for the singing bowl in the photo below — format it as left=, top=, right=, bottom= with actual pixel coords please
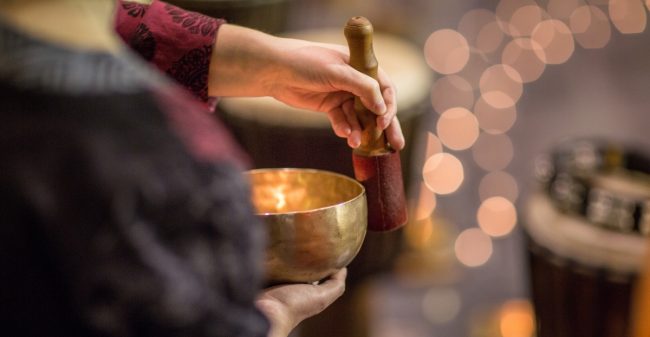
left=245, top=168, right=367, bottom=284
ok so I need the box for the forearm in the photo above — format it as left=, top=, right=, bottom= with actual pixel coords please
left=208, top=23, right=285, bottom=97
left=206, top=17, right=405, bottom=149
left=116, top=0, right=224, bottom=103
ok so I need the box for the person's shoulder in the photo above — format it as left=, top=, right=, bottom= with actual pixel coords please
left=149, top=84, right=252, bottom=168
left=0, top=84, right=175, bottom=178
left=0, top=83, right=245, bottom=213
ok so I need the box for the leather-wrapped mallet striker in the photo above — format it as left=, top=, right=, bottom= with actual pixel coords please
left=344, top=16, right=408, bottom=232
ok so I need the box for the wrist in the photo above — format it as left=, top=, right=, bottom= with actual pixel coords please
left=267, top=321, right=292, bottom=337
left=256, top=298, right=296, bottom=337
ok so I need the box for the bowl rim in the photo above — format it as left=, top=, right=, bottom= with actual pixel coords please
left=244, top=167, right=366, bottom=216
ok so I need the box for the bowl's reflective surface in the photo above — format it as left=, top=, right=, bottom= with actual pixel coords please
left=245, top=168, right=367, bottom=284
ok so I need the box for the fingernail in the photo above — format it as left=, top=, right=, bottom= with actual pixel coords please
left=350, top=137, right=360, bottom=148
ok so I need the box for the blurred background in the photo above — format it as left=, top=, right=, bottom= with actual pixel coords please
left=169, top=0, right=650, bottom=336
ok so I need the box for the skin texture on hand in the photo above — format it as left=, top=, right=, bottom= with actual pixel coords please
left=210, top=24, right=405, bottom=151
left=255, top=268, right=347, bottom=337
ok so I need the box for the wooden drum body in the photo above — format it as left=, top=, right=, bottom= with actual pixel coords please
left=525, top=192, right=647, bottom=337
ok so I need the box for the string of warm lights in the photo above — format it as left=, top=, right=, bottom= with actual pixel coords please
left=415, top=0, right=649, bottom=269
left=407, top=1, right=649, bottom=334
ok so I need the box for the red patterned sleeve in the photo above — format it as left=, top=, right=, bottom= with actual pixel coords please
left=115, top=0, right=225, bottom=105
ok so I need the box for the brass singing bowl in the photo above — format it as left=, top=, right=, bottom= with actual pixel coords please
left=245, top=168, right=367, bottom=284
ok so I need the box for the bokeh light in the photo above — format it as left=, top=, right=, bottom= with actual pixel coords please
left=404, top=216, right=436, bottom=250
left=437, top=108, right=480, bottom=150
left=500, top=299, right=536, bottom=337
left=501, top=38, right=546, bottom=83
left=458, top=51, right=492, bottom=87
left=424, top=29, right=471, bottom=74
left=455, top=228, right=493, bottom=267
left=547, top=0, right=581, bottom=21
left=496, top=0, right=538, bottom=36
left=510, top=5, right=545, bottom=37
left=479, top=64, right=523, bottom=108
left=531, top=19, right=575, bottom=64
left=570, top=5, right=612, bottom=49
left=421, top=288, right=462, bottom=324
left=477, top=196, right=518, bottom=237
left=609, top=0, right=647, bottom=34
left=423, top=153, right=465, bottom=195
left=479, top=171, right=519, bottom=202
left=374, top=319, right=430, bottom=337
left=414, top=182, right=437, bottom=221
left=458, top=8, right=494, bottom=38
left=477, top=21, right=507, bottom=55
left=424, top=132, right=443, bottom=158
left=431, top=75, right=475, bottom=114
left=586, top=0, right=610, bottom=5
left=474, top=96, right=517, bottom=134
left=472, top=133, right=514, bottom=171
left=458, top=9, right=505, bottom=54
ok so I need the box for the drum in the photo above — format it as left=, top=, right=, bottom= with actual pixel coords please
left=164, top=0, right=291, bottom=34
left=217, top=28, right=431, bottom=337
left=632, top=245, right=650, bottom=337
left=525, top=140, right=650, bottom=337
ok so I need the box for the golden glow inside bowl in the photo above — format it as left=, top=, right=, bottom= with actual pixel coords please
left=245, top=168, right=367, bottom=284
left=249, top=168, right=365, bottom=214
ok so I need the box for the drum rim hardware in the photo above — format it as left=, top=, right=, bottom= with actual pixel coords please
left=534, top=139, right=650, bottom=237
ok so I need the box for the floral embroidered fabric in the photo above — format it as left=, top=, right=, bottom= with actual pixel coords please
left=115, top=0, right=225, bottom=104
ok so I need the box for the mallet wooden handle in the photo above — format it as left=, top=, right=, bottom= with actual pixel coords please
left=345, top=16, right=408, bottom=232
left=344, top=16, right=390, bottom=156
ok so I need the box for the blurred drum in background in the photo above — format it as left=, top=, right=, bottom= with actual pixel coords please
left=218, top=28, right=431, bottom=337
left=632, top=240, right=650, bottom=337
left=525, top=140, right=650, bottom=337
left=165, top=0, right=291, bottom=33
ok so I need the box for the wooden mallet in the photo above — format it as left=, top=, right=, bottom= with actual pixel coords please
left=344, top=16, right=408, bottom=232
